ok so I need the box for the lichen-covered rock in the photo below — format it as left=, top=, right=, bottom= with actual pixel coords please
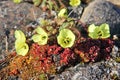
left=53, top=60, right=120, bottom=80
left=0, top=1, right=42, bottom=54
left=80, top=0, right=120, bottom=37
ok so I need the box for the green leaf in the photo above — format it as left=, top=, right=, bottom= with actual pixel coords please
left=88, top=23, right=110, bottom=39
left=69, top=0, right=81, bottom=7
left=33, top=0, right=41, bottom=6
left=13, top=0, right=22, bottom=4
left=15, top=42, right=29, bottom=56
left=15, top=30, right=26, bottom=43
left=40, top=19, right=50, bottom=26
left=32, top=27, right=48, bottom=45
left=59, top=22, right=69, bottom=31
left=48, top=0, right=53, bottom=11
left=57, top=29, right=75, bottom=48
left=58, top=8, right=67, bottom=18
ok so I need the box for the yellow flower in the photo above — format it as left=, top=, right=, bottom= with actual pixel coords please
left=69, top=0, right=81, bottom=7
left=57, top=29, right=75, bottom=48
left=15, top=30, right=29, bottom=56
left=32, top=27, right=48, bottom=45
left=13, top=0, right=22, bottom=4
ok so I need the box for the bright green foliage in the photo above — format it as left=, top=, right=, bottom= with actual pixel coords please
left=39, top=74, right=47, bottom=80
left=57, top=29, right=75, bottom=48
left=88, top=23, right=110, bottom=39
left=13, top=0, right=22, bottom=4
left=58, top=8, right=67, bottom=18
left=59, top=22, right=70, bottom=31
left=15, top=30, right=29, bottom=56
left=33, top=0, right=41, bottom=6
left=47, top=0, right=54, bottom=11
left=69, top=0, right=81, bottom=7
left=40, top=19, right=50, bottom=26
left=59, top=20, right=74, bottom=31
left=32, top=27, right=48, bottom=45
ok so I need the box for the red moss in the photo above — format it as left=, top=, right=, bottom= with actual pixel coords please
left=60, top=48, right=75, bottom=65
left=75, top=39, right=113, bottom=62
left=9, top=69, right=19, bottom=75
left=29, top=43, right=77, bottom=73
left=48, top=45, right=62, bottom=55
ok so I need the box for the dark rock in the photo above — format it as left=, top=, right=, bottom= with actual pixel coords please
left=80, top=0, right=120, bottom=37
left=81, top=0, right=93, bottom=4
left=0, top=1, right=42, bottom=53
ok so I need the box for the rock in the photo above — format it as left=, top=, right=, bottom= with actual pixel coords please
left=81, top=0, right=93, bottom=4
left=80, top=0, right=120, bottom=37
left=111, top=46, right=119, bottom=58
left=107, top=0, right=120, bottom=7
left=53, top=65, right=89, bottom=80
left=53, top=60, right=120, bottom=80
left=0, top=1, right=42, bottom=54
left=68, top=6, right=83, bottom=18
